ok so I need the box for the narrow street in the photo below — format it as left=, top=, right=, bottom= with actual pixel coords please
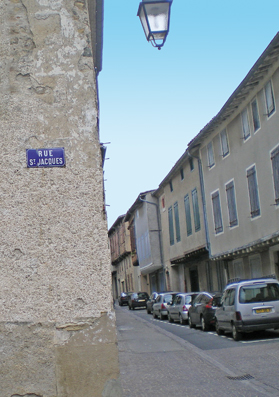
left=115, top=305, right=279, bottom=397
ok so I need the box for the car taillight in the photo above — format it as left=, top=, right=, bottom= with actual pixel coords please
left=205, top=299, right=213, bottom=309
left=161, top=303, right=166, bottom=310
left=236, top=311, right=242, bottom=321
left=182, top=305, right=188, bottom=312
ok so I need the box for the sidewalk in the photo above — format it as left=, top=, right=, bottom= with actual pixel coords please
left=115, top=305, right=274, bottom=397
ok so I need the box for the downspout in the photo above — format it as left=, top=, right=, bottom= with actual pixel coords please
left=188, top=147, right=211, bottom=258
left=139, top=196, right=166, bottom=291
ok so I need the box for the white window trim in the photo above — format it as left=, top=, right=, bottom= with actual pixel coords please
left=246, top=163, right=261, bottom=221
left=251, top=97, right=261, bottom=134
left=211, top=188, right=224, bottom=236
left=207, top=141, right=215, bottom=169
left=220, top=128, right=230, bottom=159
left=270, top=144, right=279, bottom=208
left=241, top=107, right=251, bottom=142
left=264, top=79, right=276, bottom=119
left=225, top=178, right=239, bottom=230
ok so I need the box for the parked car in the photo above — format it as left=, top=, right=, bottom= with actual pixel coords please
left=128, top=292, right=149, bottom=310
left=167, top=292, right=199, bottom=324
left=146, top=292, right=158, bottom=314
left=118, top=292, right=133, bottom=306
left=188, top=292, right=222, bottom=331
left=153, top=292, right=179, bottom=320
left=215, top=276, right=279, bottom=341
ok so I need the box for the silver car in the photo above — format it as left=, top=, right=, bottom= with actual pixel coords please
left=215, top=277, right=279, bottom=341
left=167, top=293, right=198, bottom=325
left=153, top=292, right=179, bottom=320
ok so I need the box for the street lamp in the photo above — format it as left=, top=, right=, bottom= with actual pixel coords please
left=137, top=0, right=172, bottom=50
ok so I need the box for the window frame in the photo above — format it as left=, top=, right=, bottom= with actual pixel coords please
left=220, top=128, right=229, bottom=158
left=173, top=201, right=181, bottom=242
left=184, top=194, right=192, bottom=236
left=246, top=165, right=261, bottom=219
left=265, top=79, right=276, bottom=118
left=225, top=179, right=238, bottom=228
left=241, top=107, right=251, bottom=141
left=251, top=97, right=261, bottom=133
left=211, top=189, right=223, bottom=234
left=168, top=206, right=175, bottom=245
left=207, top=141, right=215, bottom=169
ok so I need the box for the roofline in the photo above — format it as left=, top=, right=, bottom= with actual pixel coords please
left=108, top=214, right=125, bottom=235
left=124, top=190, right=156, bottom=222
left=188, top=32, right=279, bottom=150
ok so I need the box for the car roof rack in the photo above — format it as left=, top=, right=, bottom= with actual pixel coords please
left=227, top=274, right=277, bottom=286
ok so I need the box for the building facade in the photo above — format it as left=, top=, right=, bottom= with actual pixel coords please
left=0, top=1, right=120, bottom=396
left=188, top=33, right=279, bottom=284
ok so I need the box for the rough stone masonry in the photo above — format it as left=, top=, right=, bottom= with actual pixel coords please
left=0, top=1, right=120, bottom=396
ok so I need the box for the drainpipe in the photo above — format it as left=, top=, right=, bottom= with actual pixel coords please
left=139, top=195, right=166, bottom=291
left=188, top=147, right=211, bottom=258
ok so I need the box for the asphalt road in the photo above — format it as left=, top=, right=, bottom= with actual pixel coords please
left=115, top=304, right=279, bottom=397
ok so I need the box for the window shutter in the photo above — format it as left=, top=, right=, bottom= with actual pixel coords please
left=184, top=194, right=192, bottom=236
left=247, top=166, right=260, bottom=217
left=271, top=146, right=279, bottom=204
left=226, top=181, right=238, bottom=227
left=212, top=191, right=223, bottom=233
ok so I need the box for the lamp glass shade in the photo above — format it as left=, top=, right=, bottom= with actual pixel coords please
left=138, top=1, right=172, bottom=46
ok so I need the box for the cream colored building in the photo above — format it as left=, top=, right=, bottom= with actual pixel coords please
left=0, top=1, right=120, bottom=396
left=188, top=33, right=279, bottom=283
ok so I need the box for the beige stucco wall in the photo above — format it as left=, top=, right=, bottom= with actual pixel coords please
left=0, top=1, right=120, bottom=395
left=200, top=64, right=279, bottom=259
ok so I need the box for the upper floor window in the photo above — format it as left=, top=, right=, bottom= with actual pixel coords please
left=189, top=157, right=194, bottom=171
left=169, top=180, right=173, bottom=192
left=192, top=188, right=201, bottom=232
left=168, top=206, right=175, bottom=245
left=207, top=141, right=215, bottom=168
left=225, top=180, right=238, bottom=227
left=212, top=190, right=223, bottom=234
left=174, top=201, right=181, bottom=242
left=241, top=108, right=250, bottom=141
left=271, top=145, right=279, bottom=205
left=180, top=168, right=184, bottom=180
left=220, top=128, right=229, bottom=157
left=247, top=165, right=261, bottom=218
left=265, top=80, right=275, bottom=117
left=251, top=98, right=260, bottom=132
left=184, top=194, right=192, bottom=236
left=161, top=196, right=166, bottom=211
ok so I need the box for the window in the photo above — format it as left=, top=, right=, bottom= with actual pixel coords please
left=173, top=202, right=181, bottom=242
left=189, top=157, right=194, bottom=171
left=271, top=145, right=279, bottom=205
left=180, top=168, right=184, bottom=180
left=161, top=196, right=165, bottom=210
left=251, top=98, right=260, bottom=132
left=168, top=206, right=174, bottom=245
left=247, top=165, right=260, bottom=218
left=212, top=190, right=223, bottom=234
left=192, top=188, right=201, bottom=231
left=169, top=180, right=173, bottom=192
left=220, top=129, right=229, bottom=157
left=226, top=180, right=238, bottom=227
left=265, top=80, right=275, bottom=117
left=184, top=194, right=192, bottom=236
left=241, top=108, right=250, bottom=140
left=207, top=141, right=215, bottom=168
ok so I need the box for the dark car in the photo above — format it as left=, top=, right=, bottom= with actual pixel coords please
left=129, top=292, right=149, bottom=310
left=188, top=292, right=222, bottom=331
left=146, top=292, right=158, bottom=314
left=118, top=292, right=133, bottom=306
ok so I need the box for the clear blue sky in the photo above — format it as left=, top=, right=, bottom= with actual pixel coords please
left=98, top=0, right=279, bottom=228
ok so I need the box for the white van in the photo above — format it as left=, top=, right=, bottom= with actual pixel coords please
left=215, top=277, right=279, bottom=341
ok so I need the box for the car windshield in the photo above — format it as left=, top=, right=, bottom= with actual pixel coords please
left=138, top=292, right=148, bottom=299
left=239, top=283, right=279, bottom=303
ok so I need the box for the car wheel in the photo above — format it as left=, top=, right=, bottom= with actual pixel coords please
left=232, top=323, right=242, bottom=341
left=147, top=307, right=151, bottom=314
left=168, top=313, right=174, bottom=323
left=159, top=311, right=165, bottom=321
left=153, top=311, right=157, bottom=319
left=215, top=320, right=225, bottom=336
left=179, top=314, right=186, bottom=325
left=201, top=316, right=209, bottom=332
left=129, top=305, right=131, bottom=310
left=188, top=315, right=195, bottom=328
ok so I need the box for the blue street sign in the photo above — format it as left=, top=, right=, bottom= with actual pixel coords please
left=26, top=147, right=65, bottom=168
